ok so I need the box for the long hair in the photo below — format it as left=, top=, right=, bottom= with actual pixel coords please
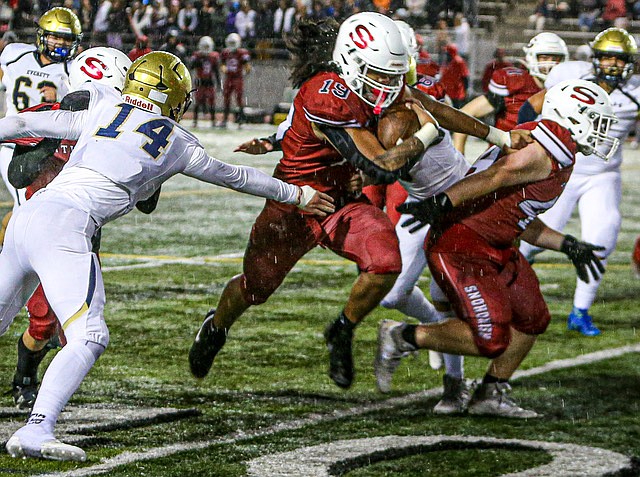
left=285, top=17, right=341, bottom=88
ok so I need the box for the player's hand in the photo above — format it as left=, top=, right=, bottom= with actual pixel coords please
left=560, top=235, right=606, bottom=283
left=40, top=85, right=57, bottom=103
left=397, top=192, right=453, bottom=233
left=297, top=185, right=335, bottom=216
left=234, top=138, right=273, bottom=154
left=405, top=98, right=439, bottom=128
left=506, top=129, right=533, bottom=152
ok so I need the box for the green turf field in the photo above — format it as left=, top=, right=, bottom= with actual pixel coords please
left=0, top=125, right=638, bottom=476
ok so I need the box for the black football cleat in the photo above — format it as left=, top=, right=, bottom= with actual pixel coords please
left=189, top=309, right=228, bottom=379
left=324, top=317, right=355, bottom=389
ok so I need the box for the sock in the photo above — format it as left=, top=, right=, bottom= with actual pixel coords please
left=482, top=373, right=508, bottom=385
left=443, top=354, right=464, bottom=379
left=401, top=324, right=418, bottom=348
left=336, top=311, right=356, bottom=331
left=15, top=337, right=49, bottom=383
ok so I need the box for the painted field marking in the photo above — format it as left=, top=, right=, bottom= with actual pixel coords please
left=38, top=343, right=640, bottom=477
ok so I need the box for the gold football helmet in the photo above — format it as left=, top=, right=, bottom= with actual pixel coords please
left=121, top=51, right=193, bottom=122
left=36, top=7, right=82, bottom=62
left=591, top=27, right=637, bottom=88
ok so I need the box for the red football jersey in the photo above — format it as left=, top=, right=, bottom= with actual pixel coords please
left=452, top=120, right=577, bottom=247
left=221, top=48, right=250, bottom=79
left=274, top=71, right=375, bottom=199
left=488, top=66, right=541, bottom=131
left=192, top=51, right=220, bottom=86
left=414, top=75, right=447, bottom=101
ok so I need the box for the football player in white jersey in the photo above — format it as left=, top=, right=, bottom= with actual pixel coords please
left=0, top=7, right=82, bottom=241
left=6, top=47, right=133, bottom=412
left=518, top=28, right=640, bottom=336
left=0, top=51, right=334, bottom=462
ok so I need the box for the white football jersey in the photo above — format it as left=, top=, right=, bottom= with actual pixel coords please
left=545, top=60, right=640, bottom=174
left=0, top=43, right=71, bottom=116
left=0, top=83, right=300, bottom=226
left=400, top=130, right=471, bottom=200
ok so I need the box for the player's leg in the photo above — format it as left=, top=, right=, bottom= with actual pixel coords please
left=0, top=145, right=26, bottom=244
left=208, top=88, right=216, bottom=126
left=323, top=202, right=401, bottom=388
left=6, top=200, right=106, bottom=461
left=235, top=80, right=245, bottom=125
left=221, top=80, right=231, bottom=128
left=569, top=171, right=621, bottom=335
left=189, top=202, right=317, bottom=379
left=12, top=286, right=61, bottom=410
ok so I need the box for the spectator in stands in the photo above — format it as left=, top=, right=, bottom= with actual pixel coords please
left=0, top=0, right=12, bottom=32
left=196, top=0, right=215, bottom=36
left=177, top=0, right=198, bottom=35
left=440, top=43, right=469, bottom=108
left=128, top=34, right=152, bottom=61
left=165, top=0, right=181, bottom=33
left=602, top=0, right=628, bottom=27
left=274, top=0, right=296, bottom=37
left=93, top=0, right=112, bottom=33
left=453, top=13, right=470, bottom=60
left=79, top=0, right=94, bottom=32
left=225, top=1, right=240, bottom=34
left=12, top=0, right=35, bottom=30
left=528, top=0, right=548, bottom=31
left=463, top=0, right=478, bottom=27
left=435, top=18, right=451, bottom=64
left=481, top=47, right=512, bottom=93
left=127, top=0, right=152, bottom=36
left=578, top=0, right=602, bottom=31
left=150, top=0, right=169, bottom=35
left=106, top=0, right=128, bottom=49
left=235, top=0, right=256, bottom=41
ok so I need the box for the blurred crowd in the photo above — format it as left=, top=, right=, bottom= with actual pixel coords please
left=529, top=0, right=640, bottom=32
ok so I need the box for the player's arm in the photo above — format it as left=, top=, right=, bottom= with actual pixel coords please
left=521, top=218, right=605, bottom=283
left=407, top=85, right=530, bottom=150
left=519, top=89, right=546, bottom=124
left=0, top=109, right=85, bottom=141
left=397, top=141, right=553, bottom=232
left=183, top=148, right=335, bottom=216
left=234, top=133, right=281, bottom=154
left=315, top=101, right=441, bottom=184
left=452, top=94, right=496, bottom=153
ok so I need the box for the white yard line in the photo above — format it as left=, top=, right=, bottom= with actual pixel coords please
left=41, top=343, right=640, bottom=477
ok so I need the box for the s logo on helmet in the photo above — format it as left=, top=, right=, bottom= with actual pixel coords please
left=350, top=25, right=374, bottom=49
left=80, top=57, right=107, bottom=81
left=570, top=86, right=597, bottom=105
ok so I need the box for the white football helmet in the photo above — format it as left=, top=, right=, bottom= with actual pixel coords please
left=333, top=12, right=409, bottom=112
left=541, top=79, right=618, bottom=161
left=523, top=32, right=569, bottom=81
left=69, top=47, right=132, bottom=91
left=198, top=36, right=215, bottom=53
left=225, top=33, right=241, bottom=50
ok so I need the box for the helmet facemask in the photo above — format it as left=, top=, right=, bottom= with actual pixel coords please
left=577, top=106, right=619, bottom=161
left=593, top=51, right=634, bottom=89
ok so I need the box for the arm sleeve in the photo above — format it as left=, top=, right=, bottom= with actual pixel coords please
left=0, top=109, right=86, bottom=141
left=183, top=147, right=299, bottom=204
left=318, top=124, right=422, bottom=184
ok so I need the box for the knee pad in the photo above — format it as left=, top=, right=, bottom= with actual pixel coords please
left=84, top=339, right=107, bottom=361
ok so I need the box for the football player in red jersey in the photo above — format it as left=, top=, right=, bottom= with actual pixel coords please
left=189, top=13, right=520, bottom=390
left=376, top=79, right=616, bottom=417
left=190, top=36, right=221, bottom=128
left=453, top=32, right=568, bottom=154
left=219, top=33, right=251, bottom=128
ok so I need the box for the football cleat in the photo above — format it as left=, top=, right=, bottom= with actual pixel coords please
left=188, top=309, right=228, bottom=379
left=433, top=374, right=474, bottom=415
left=11, top=376, right=38, bottom=411
left=467, top=382, right=540, bottom=419
left=567, top=307, right=601, bottom=336
left=6, top=435, right=86, bottom=462
left=374, top=320, right=415, bottom=393
left=324, top=317, right=355, bottom=389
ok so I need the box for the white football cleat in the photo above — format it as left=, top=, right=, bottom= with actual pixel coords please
left=374, top=320, right=415, bottom=393
left=467, top=382, right=540, bottom=419
left=6, top=435, right=87, bottom=462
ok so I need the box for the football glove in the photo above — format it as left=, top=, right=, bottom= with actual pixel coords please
left=397, top=192, right=453, bottom=233
left=560, top=235, right=605, bottom=283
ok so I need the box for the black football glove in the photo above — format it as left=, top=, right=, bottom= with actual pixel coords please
left=396, top=192, right=453, bottom=233
left=560, top=234, right=605, bottom=283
